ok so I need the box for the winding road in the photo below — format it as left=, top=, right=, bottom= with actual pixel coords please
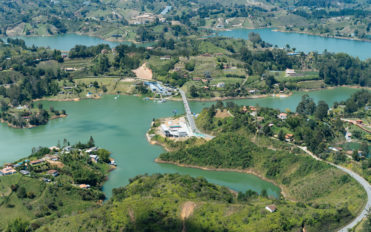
left=298, top=146, right=371, bottom=231
left=179, top=88, right=370, bottom=230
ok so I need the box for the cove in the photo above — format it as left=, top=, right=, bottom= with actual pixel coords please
left=217, top=28, right=371, bottom=60
left=0, top=87, right=360, bottom=198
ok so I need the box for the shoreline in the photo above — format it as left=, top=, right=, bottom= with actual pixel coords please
left=0, top=114, right=67, bottom=129
left=37, top=85, right=370, bottom=104
left=212, top=25, right=371, bottom=43
left=155, top=158, right=289, bottom=200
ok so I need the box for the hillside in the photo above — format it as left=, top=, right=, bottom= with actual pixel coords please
left=0, top=138, right=114, bottom=230
left=0, top=0, right=369, bottom=41
left=158, top=133, right=366, bottom=231
left=35, top=173, right=354, bottom=232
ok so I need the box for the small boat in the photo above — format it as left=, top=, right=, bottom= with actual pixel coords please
left=114, top=95, right=119, bottom=100
left=156, top=99, right=167, bottom=103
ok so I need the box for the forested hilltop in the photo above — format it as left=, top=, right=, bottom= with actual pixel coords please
left=0, top=0, right=370, bottom=41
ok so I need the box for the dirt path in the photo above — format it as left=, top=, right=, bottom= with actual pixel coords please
left=181, top=201, right=196, bottom=232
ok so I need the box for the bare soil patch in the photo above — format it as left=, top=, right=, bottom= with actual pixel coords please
left=132, top=63, right=153, bottom=80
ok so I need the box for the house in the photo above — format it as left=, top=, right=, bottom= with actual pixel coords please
left=265, top=205, right=277, bottom=213
left=285, top=134, right=294, bottom=142
left=356, top=120, right=363, bottom=124
left=1, top=167, right=16, bottom=175
left=63, top=146, right=72, bottom=152
left=79, top=184, right=90, bottom=189
left=49, top=146, right=60, bottom=151
left=44, top=155, right=59, bottom=161
left=242, top=106, right=248, bottom=113
left=30, top=159, right=44, bottom=166
left=86, top=147, right=98, bottom=153
left=193, top=77, right=201, bottom=81
left=90, top=155, right=99, bottom=163
left=110, top=159, right=117, bottom=166
left=42, top=178, right=51, bottom=183
left=20, top=170, right=30, bottom=175
left=216, top=82, right=225, bottom=88
left=285, top=68, right=296, bottom=76
left=160, top=55, right=171, bottom=60
left=47, top=170, right=59, bottom=177
left=249, top=89, right=256, bottom=94
left=249, top=106, right=257, bottom=111
left=278, top=113, right=287, bottom=120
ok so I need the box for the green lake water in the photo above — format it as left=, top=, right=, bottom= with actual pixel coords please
left=0, top=87, right=360, bottom=198
left=4, top=28, right=371, bottom=60
left=218, top=28, right=371, bottom=60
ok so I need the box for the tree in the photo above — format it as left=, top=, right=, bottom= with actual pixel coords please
left=88, top=136, right=95, bottom=147
left=262, top=124, right=273, bottom=136
left=0, top=100, right=9, bottom=112
left=314, top=100, right=329, bottom=120
left=352, top=150, right=360, bottom=161
left=265, top=75, right=277, bottom=89
left=185, top=61, right=195, bottom=71
left=248, top=32, right=262, bottom=44
left=360, top=142, right=369, bottom=156
left=97, top=149, right=111, bottom=163
left=6, top=218, right=30, bottom=232
left=261, top=189, right=268, bottom=197
left=278, top=130, right=285, bottom=141
left=216, top=101, right=224, bottom=109
left=189, top=85, right=198, bottom=98
left=17, top=187, right=26, bottom=199
left=296, top=94, right=316, bottom=115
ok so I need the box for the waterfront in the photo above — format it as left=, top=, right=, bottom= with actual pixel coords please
left=218, top=28, right=371, bottom=60
left=0, top=87, right=360, bottom=198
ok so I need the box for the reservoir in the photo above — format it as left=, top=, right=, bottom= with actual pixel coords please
left=0, top=87, right=360, bottom=198
left=217, top=28, right=371, bottom=60
left=3, top=29, right=370, bottom=60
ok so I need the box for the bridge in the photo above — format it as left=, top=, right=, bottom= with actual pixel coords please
left=179, top=89, right=214, bottom=139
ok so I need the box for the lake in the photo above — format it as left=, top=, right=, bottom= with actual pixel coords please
left=0, top=87, right=360, bottom=198
left=3, top=28, right=371, bottom=60
left=3, top=34, right=152, bottom=51
left=217, top=28, right=371, bottom=60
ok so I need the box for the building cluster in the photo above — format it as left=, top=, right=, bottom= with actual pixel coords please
left=144, top=81, right=176, bottom=96
left=129, top=13, right=166, bottom=25
left=0, top=145, right=116, bottom=188
left=160, top=117, right=192, bottom=138
left=130, top=6, right=171, bottom=25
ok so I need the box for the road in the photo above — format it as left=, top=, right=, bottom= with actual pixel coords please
left=179, top=89, right=370, bottom=230
left=298, top=146, right=371, bottom=231
left=341, top=118, right=371, bottom=133
left=179, top=89, right=214, bottom=139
